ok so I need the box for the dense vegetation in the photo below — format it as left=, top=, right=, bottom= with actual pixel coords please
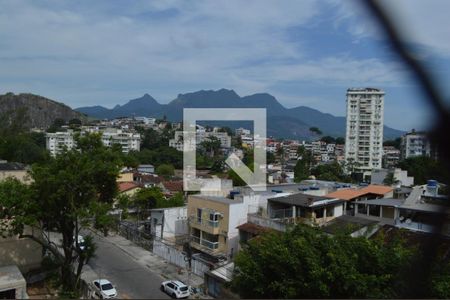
left=398, top=156, right=449, bottom=185
left=0, top=134, right=122, bottom=294
left=231, top=225, right=450, bottom=298
left=0, top=108, right=49, bottom=164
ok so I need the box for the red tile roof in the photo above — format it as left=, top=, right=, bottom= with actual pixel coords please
left=326, top=185, right=393, bottom=201
left=118, top=182, right=140, bottom=193
left=161, top=180, right=184, bottom=192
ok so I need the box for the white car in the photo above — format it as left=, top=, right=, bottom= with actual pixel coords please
left=161, top=280, right=190, bottom=299
left=92, top=279, right=117, bottom=299
left=74, top=235, right=85, bottom=251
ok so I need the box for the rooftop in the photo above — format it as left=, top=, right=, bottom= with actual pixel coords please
left=0, top=265, right=26, bottom=290
left=268, top=193, right=343, bottom=208
left=208, top=262, right=234, bottom=283
left=322, top=215, right=379, bottom=235
left=357, top=198, right=405, bottom=207
left=118, top=182, right=140, bottom=193
left=190, top=194, right=242, bottom=205
left=236, top=222, right=270, bottom=235
left=325, top=185, right=393, bottom=201
left=0, top=162, right=27, bottom=171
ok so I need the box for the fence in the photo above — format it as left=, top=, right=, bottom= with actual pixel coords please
left=117, top=221, right=153, bottom=251
left=152, top=239, right=211, bottom=277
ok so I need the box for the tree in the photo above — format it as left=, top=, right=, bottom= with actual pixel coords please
left=68, top=118, right=82, bottom=127
left=383, top=137, right=401, bottom=150
left=309, top=127, right=322, bottom=135
left=320, top=136, right=335, bottom=144
left=383, top=172, right=396, bottom=185
left=294, top=146, right=313, bottom=182
left=219, top=126, right=233, bottom=136
left=398, top=156, right=449, bottom=185
left=200, top=136, right=221, bottom=157
left=0, top=110, right=49, bottom=164
left=231, top=224, right=417, bottom=299
left=335, top=137, right=345, bottom=145
left=0, top=133, right=122, bottom=292
left=47, top=118, right=66, bottom=133
left=156, top=163, right=175, bottom=177
left=311, top=162, right=349, bottom=182
left=133, top=187, right=164, bottom=211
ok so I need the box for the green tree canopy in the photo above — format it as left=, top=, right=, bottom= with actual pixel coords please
left=335, top=137, right=345, bottom=145
left=294, top=146, right=313, bottom=182
left=156, top=163, right=175, bottom=177
left=310, top=162, right=349, bottom=182
left=0, top=133, right=122, bottom=291
left=398, top=156, right=449, bottom=185
left=320, top=136, right=335, bottom=144
left=231, top=225, right=417, bottom=299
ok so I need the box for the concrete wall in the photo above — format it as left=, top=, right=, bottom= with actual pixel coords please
left=117, top=173, right=134, bottom=182
left=153, top=207, right=188, bottom=240
left=0, top=236, right=42, bottom=273
left=0, top=170, right=31, bottom=184
left=334, top=203, right=344, bottom=217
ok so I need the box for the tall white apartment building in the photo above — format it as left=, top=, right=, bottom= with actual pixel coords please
left=345, top=88, right=384, bottom=173
left=46, top=128, right=140, bottom=156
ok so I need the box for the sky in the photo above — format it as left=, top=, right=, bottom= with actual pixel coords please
left=1, top=0, right=450, bottom=131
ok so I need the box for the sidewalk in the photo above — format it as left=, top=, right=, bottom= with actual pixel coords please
left=89, top=229, right=205, bottom=288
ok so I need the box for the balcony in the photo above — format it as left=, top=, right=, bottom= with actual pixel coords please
left=190, top=235, right=222, bottom=256
left=189, top=215, right=221, bottom=234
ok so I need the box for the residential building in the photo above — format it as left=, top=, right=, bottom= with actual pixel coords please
left=235, top=127, right=251, bottom=136
left=169, top=130, right=231, bottom=151
left=345, top=88, right=384, bottom=173
left=326, top=185, right=393, bottom=215
left=117, top=182, right=141, bottom=198
left=400, top=130, right=435, bottom=159
left=148, top=207, right=188, bottom=243
left=46, top=128, right=140, bottom=156
left=382, top=146, right=400, bottom=168
left=46, top=130, right=75, bottom=156
left=267, top=193, right=345, bottom=226
left=101, top=128, right=141, bottom=153
left=371, top=168, right=414, bottom=187
left=137, top=164, right=155, bottom=174
left=187, top=194, right=266, bottom=261
left=0, top=161, right=30, bottom=184
left=117, top=172, right=134, bottom=183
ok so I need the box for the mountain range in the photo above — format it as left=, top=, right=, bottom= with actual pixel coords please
left=0, top=92, right=86, bottom=129
left=77, top=89, right=404, bottom=139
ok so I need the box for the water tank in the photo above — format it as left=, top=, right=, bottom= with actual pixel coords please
left=426, top=180, right=439, bottom=196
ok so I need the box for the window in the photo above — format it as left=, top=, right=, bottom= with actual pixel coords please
left=326, top=207, right=334, bottom=217
left=197, top=208, right=202, bottom=223
left=357, top=204, right=367, bottom=214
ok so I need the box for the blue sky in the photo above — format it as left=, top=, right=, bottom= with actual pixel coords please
left=1, top=0, right=449, bottom=131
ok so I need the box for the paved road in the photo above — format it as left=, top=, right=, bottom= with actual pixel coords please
left=88, top=234, right=170, bottom=299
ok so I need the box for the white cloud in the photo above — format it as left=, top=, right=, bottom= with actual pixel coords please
left=0, top=0, right=445, bottom=130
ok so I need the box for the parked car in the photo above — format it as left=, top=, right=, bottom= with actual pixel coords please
left=92, top=279, right=117, bottom=299
left=74, top=235, right=85, bottom=251
left=161, top=280, right=190, bottom=299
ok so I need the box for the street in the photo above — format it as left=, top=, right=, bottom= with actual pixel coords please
left=88, top=233, right=170, bottom=299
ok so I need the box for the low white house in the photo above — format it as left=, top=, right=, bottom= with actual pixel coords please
left=148, top=207, right=188, bottom=243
